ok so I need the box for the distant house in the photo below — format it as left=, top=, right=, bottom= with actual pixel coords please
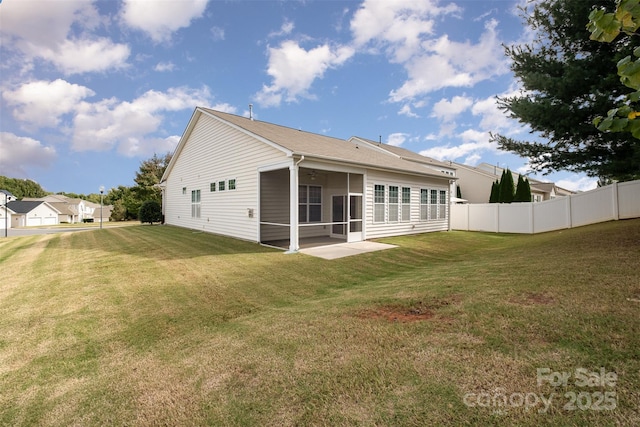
left=160, top=107, right=457, bottom=252
left=6, top=200, right=60, bottom=227
left=89, top=202, right=113, bottom=223
left=0, top=204, right=16, bottom=230
left=453, top=162, right=575, bottom=204
left=0, top=190, right=17, bottom=203
left=23, top=194, right=94, bottom=223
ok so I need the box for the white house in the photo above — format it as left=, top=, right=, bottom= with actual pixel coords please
left=160, top=108, right=457, bottom=253
left=6, top=200, right=61, bottom=227
left=24, top=194, right=92, bottom=223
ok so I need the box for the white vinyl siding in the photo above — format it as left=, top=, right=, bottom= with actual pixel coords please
left=163, top=113, right=285, bottom=241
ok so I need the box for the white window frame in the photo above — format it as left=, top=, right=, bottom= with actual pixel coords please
left=299, top=184, right=322, bottom=223
left=388, top=186, right=399, bottom=222
left=191, top=189, right=201, bottom=218
left=401, top=187, right=411, bottom=222
left=228, top=178, right=236, bottom=190
left=374, top=184, right=385, bottom=223
left=420, top=189, right=428, bottom=221
left=439, top=190, right=447, bottom=219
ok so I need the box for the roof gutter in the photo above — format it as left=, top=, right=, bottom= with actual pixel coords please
left=291, top=152, right=457, bottom=181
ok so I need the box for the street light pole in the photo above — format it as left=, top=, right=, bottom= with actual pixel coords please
left=4, top=192, right=7, bottom=238
left=99, top=186, right=105, bottom=229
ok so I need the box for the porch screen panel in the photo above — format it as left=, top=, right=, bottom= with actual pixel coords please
left=308, top=186, right=322, bottom=222
left=299, top=185, right=307, bottom=223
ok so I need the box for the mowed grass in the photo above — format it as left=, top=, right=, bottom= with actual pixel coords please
left=0, top=220, right=639, bottom=426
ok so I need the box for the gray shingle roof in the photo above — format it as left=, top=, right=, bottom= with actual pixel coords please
left=6, top=200, right=45, bottom=214
left=199, top=108, right=454, bottom=180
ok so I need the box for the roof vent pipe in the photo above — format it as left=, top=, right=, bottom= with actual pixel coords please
left=249, top=104, right=253, bottom=120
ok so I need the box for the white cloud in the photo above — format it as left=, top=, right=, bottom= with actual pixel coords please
left=255, top=40, right=355, bottom=106
left=387, top=133, right=409, bottom=147
left=419, top=129, right=496, bottom=161
left=269, top=20, right=295, bottom=38
left=398, top=104, right=419, bottom=118
left=388, top=19, right=508, bottom=102
left=350, top=0, right=460, bottom=62
left=0, top=132, right=57, bottom=176
left=0, top=0, right=129, bottom=75
left=121, top=0, right=209, bottom=43
left=72, top=86, right=212, bottom=155
left=210, top=26, right=225, bottom=41
left=0, top=0, right=98, bottom=48
left=3, top=79, right=95, bottom=128
left=431, top=95, right=473, bottom=122
left=118, top=135, right=181, bottom=158
left=39, top=38, right=130, bottom=75
left=154, top=62, right=176, bottom=72
left=555, top=176, right=598, bottom=193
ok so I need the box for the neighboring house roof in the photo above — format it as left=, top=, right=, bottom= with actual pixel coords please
left=48, top=202, right=76, bottom=216
left=530, top=182, right=556, bottom=193
left=1, top=189, right=16, bottom=198
left=6, top=200, right=61, bottom=214
left=454, top=161, right=575, bottom=195
left=350, top=136, right=455, bottom=170
left=93, top=205, right=113, bottom=219
left=164, top=108, right=456, bottom=182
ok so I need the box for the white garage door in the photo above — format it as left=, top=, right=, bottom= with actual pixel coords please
left=27, top=217, right=42, bottom=227
left=43, top=217, right=57, bottom=225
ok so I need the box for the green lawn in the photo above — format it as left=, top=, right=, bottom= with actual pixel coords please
left=0, top=220, right=638, bottom=426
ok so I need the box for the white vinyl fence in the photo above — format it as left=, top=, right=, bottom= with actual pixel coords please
left=451, top=180, right=640, bottom=234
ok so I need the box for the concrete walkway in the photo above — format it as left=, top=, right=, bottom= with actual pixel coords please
left=299, top=241, right=397, bottom=260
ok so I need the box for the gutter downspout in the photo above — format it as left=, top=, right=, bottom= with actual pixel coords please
left=285, top=155, right=305, bottom=254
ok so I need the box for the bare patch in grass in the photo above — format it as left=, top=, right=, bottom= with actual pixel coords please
left=509, top=292, right=555, bottom=306
left=356, top=296, right=460, bottom=323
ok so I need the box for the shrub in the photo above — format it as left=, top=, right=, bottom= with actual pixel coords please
left=139, top=200, right=162, bottom=225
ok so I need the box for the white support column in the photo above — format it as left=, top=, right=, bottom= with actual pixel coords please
left=286, top=160, right=300, bottom=253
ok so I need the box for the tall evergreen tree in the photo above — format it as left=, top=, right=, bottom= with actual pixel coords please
left=489, top=180, right=500, bottom=203
left=498, top=169, right=515, bottom=204
left=514, top=175, right=532, bottom=202
left=133, top=152, right=172, bottom=203
left=490, top=0, right=640, bottom=181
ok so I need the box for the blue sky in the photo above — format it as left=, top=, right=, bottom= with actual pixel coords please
left=0, top=0, right=598, bottom=195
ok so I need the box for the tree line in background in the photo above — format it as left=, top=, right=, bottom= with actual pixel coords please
left=107, top=153, right=171, bottom=221
left=0, top=153, right=171, bottom=222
